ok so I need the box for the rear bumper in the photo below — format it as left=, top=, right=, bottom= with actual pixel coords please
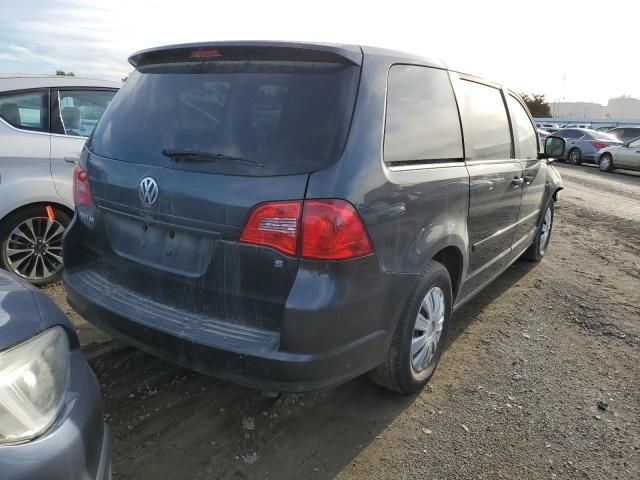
left=64, top=263, right=413, bottom=392
left=0, top=351, right=111, bottom=480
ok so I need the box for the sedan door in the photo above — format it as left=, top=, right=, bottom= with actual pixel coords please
left=616, top=138, right=640, bottom=169
left=49, top=88, right=117, bottom=203
left=0, top=89, right=51, bottom=209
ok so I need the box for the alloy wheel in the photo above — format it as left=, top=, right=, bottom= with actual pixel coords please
left=4, top=217, right=65, bottom=281
left=569, top=150, right=580, bottom=164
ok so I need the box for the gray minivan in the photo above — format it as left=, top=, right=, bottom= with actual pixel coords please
left=63, top=42, right=564, bottom=394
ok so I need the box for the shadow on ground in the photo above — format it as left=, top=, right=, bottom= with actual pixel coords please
left=89, top=259, right=538, bottom=480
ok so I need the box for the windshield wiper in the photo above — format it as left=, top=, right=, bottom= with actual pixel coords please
left=161, top=149, right=263, bottom=168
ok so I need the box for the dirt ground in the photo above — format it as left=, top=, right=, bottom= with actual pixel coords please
left=43, top=162, right=640, bottom=480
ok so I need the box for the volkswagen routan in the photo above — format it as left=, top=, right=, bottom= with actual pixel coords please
left=63, top=42, right=564, bottom=394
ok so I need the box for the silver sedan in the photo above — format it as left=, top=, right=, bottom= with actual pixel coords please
left=597, top=137, right=640, bottom=172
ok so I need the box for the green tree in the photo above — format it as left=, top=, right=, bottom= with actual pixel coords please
left=520, top=93, right=551, bottom=118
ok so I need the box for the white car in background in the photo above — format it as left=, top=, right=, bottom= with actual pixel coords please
left=597, top=136, right=640, bottom=172
left=0, top=74, right=119, bottom=284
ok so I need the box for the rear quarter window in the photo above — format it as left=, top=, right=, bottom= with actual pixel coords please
left=0, top=91, right=49, bottom=132
left=383, top=65, right=463, bottom=164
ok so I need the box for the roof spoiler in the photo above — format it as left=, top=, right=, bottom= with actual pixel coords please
left=128, top=42, right=362, bottom=68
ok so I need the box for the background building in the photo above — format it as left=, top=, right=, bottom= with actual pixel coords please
left=605, top=96, right=640, bottom=120
left=551, top=102, right=604, bottom=120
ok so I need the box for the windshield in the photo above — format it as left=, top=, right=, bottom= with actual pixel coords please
left=590, top=131, right=619, bottom=142
left=89, top=61, right=360, bottom=176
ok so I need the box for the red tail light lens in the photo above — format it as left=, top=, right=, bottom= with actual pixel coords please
left=239, top=202, right=301, bottom=256
left=239, top=199, right=373, bottom=260
left=591, top=141, right=608, bottom=149
left=301, top=200, right=373, bottom=260
left=73, top=164, right=93, bottom=207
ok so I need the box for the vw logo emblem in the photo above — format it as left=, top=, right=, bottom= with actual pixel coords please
left=139, top=177, right=158, bottom=207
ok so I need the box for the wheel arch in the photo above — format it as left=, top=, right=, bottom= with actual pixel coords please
left=432, top=245, right=464, bottom=302
left=0, top=201, right=74, bottom=229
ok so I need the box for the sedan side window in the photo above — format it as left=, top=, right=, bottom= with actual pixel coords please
left=563, top=130, right=581, bottom=139
left=58, top=90, right=117, bottom=137
left=0, top=91, right=48, bottom=132
left=629, top=138, right=640, bottom=148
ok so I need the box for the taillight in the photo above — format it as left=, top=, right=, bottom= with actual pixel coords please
left=591, top=141, right=608, bottom=149
left=239, top=199, right=373, bottom=260
left=73, top=164, right=93, bottom=207
left=301, top=200, right=373, bottom=260
left=239, top=202, right=301, bottom=256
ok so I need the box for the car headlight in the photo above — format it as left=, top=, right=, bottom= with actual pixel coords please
left=0, top=327, right=70, bottom=445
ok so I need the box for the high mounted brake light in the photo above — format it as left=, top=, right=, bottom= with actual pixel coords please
left=128, top=44, right=361, bottom=68
left=239, top=200, right=373, bottom=260
left=190, top=48, right=222, bottom=59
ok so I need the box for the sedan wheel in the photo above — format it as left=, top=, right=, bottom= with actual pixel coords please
left=568, top=148, right=582, bottom=165
left=5, top=218, right=65, bottom=282
left=599, top=154, right=613, bottom=172
left=0, top=206, right=71, bottom=285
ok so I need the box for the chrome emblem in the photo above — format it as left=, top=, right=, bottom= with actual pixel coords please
left=139, top=177, right=158, bottom=207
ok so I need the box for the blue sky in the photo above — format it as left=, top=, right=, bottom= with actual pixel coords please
left=1, top=0, right=639, bottom=104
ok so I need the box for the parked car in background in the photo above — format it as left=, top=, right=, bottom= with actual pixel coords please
left=597, top=136, right=640, bottom=172
left=607, top=126, right=640, bottom=143
left=0, top=74, right=119, bottom=285
left=536, top=122, right=560, bottom=133
left=0, top=269, right=111, bottom=479
left=553, top=128, right=622, bottom=164
left=538, top=128, right=553, bottom=150
left=595, top=125, right=616, bottom=132
left=63, top=41, right=564, bottom=395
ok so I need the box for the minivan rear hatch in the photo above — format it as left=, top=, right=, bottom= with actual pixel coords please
left=78, top=44, right=361, bottom=333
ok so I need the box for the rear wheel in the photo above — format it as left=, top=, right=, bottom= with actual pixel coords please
left=599, top=153, right=614, bottom=172
left=568, top=148, right=582, bottom=165
left=0, top=205, right=71, bottom=285
left=370, top=260, right=451, bottom=394
left=522, top=201, right=554, bottom=262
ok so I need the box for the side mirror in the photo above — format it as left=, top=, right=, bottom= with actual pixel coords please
left=540, top=136, right=565, bottom=160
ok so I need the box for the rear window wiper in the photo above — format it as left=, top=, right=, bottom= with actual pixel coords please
left=161, top=149, right=263, bottom=168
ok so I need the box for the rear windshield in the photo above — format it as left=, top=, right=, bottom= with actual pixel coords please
left=590, top=131, right=619, bottom=141
left=90, top=61, right=360, bottom=176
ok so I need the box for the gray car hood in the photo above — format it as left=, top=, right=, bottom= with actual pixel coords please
left=0, top=270, right=75, bottom=351
left=0, top=271, right=44, bottom=350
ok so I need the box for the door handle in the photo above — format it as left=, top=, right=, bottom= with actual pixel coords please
left=524, top=174, right=534, bottom=184
left=64, top=155, right=79, bottom=164
left=512, top=177, right=524, bottom=186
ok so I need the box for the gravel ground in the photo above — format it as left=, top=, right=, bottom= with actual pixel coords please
left=43, top=162, right=640, bottom=480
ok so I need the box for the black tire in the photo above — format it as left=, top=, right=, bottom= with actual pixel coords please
left=522, top=201, right=554, bottom=262
left=599, top=153, right=614, bottom=172
left=370, top=260, right=452, bottom=394
left=0, top=205, right=71, bottom=286
left=567, top=148, right=582, bottom=165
